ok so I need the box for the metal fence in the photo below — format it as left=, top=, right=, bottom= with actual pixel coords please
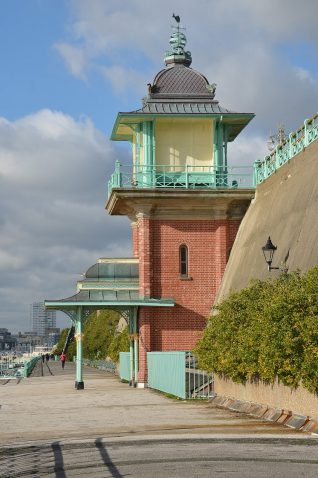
left=119, top=352, right=131, bottom=381
left=0, top=355, right=41, bottom=380
left=83, top=358, right=117, bottom=374
left=147, top=351, right=214, bottom=399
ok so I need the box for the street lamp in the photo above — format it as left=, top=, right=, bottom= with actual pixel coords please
left=262, top=236, right=288, bottom=272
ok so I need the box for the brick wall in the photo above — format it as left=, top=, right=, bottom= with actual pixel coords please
left=137, top=217, right=241, bottom=383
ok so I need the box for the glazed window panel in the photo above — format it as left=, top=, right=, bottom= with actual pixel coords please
left=180, top=245, right=188, bottom=277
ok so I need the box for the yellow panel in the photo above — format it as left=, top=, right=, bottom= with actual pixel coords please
left=155, top=119, right=214, bottom=170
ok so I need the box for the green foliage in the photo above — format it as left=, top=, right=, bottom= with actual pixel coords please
left=194, top=267, right=318, bottom=395
left=83, top=310, right=120, bottom=360
left=107, top=326, right=130, bottom=362
left=55, top=310, right=129, bottom=363
left=54, top=327, right=76, bottom=361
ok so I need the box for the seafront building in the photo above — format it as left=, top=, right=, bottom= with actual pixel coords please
left=45, top=22, right=255, bottom=389
left=31, top=302, right=56, bottom=337
left=0, top=328, right=17, bottom=351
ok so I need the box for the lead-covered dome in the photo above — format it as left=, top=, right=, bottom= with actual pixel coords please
left=152, top=65, right=213, bottom=98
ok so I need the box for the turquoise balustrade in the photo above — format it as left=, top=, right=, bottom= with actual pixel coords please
left=254, top=113, right=318, bottom=186
left=147, top=351, right=214, bottom=399
left=0, top=355, right=41, bottom=380
left=119, top=352, right=131, bottom=381
left=108, top=163, right=254, bottom=196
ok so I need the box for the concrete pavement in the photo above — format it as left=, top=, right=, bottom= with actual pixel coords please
left=0, top=361, right=300, bottom=446
left=1, top=361, right=317, bottom=477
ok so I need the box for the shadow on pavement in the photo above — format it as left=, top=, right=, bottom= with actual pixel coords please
left=51, top=442, right=67, bottom=478
left=95, top=437, right=125, bottom=478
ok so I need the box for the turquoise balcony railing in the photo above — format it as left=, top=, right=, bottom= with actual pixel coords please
left=254, top=113, right=318, bottom=186
left=108, top=162, right=254, bottom=196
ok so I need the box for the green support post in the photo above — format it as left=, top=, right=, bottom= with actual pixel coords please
left=75, top=307, right=84, bottom=390
left=133, top=308, right=139, bottom=386
left=143, top=121, right=154, bottom=186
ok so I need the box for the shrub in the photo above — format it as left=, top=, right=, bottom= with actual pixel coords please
left=194, top=267, right=318, bottom=394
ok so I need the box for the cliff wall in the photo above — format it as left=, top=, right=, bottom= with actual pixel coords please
left=217, top=138, right=318, bottom=301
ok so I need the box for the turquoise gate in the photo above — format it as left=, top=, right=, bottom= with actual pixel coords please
left=147, top=351, right=214, bottom=399
left=119, top=352, right=131, bottom=381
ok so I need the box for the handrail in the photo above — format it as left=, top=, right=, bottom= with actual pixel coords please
left=108, top=162, right=254, bottom=196
left=254, top=113, right=318, bottom=186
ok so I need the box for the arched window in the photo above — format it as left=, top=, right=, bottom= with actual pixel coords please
left=179, top=245, right=188, bottom=277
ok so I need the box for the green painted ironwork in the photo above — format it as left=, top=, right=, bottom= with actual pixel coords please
left=83, top=359, right=116, bottom=374
left=0, top=355, right=41, bottom=380
left=23, top=356, right=42, bottom=377
left=147, top=351, right=214, bottom=399
left=108, top=163, right=254, bottom=196
left=119, top=352, right=131, bottom=381
left=254, top=113, right=318, bottom=185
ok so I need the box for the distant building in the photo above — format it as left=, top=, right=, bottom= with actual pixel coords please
left=15, top=331, right=43, bottom=353
left=31, top=302, right=56, bottom=337
left=45, top=327, right=60, bottom=349
left=0, top=328, right=17, bottom=351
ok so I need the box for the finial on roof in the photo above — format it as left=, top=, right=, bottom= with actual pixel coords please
left=164, top=16, right=192, bottom=67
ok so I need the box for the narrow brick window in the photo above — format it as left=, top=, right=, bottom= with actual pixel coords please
left=179, top=245, right=188, bottom=277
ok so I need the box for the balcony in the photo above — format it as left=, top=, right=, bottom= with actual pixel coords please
left=108, top=162, right=254, bottom=197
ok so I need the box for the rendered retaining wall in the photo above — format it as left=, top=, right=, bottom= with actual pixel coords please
left=214, top=375, right=318, bottom=418
left=217, top=138, right=318, bottom=301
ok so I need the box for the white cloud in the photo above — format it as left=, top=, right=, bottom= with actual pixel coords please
left=54, top=43, right=89, bottom=81
left=0, top=110, right=131, bottom=332
left=55, top=0, right=318, bottom=135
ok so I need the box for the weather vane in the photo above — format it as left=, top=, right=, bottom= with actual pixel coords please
left=172, top=13, right=185, bottom=33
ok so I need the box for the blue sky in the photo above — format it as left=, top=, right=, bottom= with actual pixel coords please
left=1, top=0, right=318, bottom=333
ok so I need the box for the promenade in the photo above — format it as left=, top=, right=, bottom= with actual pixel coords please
left=1, top=361, right=317, bottom=477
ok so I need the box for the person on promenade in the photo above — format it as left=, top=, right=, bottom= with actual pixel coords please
left=45, top=353, right=49, bottom=362
left=60, top=352, right=66, bottom=369
left=41, top=354, right=45, bottom=363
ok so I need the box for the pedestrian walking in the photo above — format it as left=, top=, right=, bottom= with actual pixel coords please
left=60, top=352, right=66, bottom=369
left=41, top=354, right=45, bottom=363
left=45, top=353, right=49, bottom=362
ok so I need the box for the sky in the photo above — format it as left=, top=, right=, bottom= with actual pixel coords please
left=1, top=0, right=318, bottom=333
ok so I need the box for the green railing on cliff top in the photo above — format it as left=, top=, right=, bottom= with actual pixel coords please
left=253, top=113, right=318, bottom=185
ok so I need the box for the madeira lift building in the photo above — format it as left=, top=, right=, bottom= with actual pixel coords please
left=45, top=23, right=255, bottom=390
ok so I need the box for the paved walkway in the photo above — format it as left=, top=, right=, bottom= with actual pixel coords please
left=0, top=361, right=300, bottom=446
left=1, top=362, right=317, bottom=477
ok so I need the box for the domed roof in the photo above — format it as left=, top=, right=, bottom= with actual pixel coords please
left=152, top=65, right=212, bottom=97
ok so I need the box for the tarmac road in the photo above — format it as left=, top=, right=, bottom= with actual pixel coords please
left=0, top=361, right=317, bottom=477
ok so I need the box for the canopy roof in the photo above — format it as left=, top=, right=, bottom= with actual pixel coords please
left=45, top=257, right=175, bottom=311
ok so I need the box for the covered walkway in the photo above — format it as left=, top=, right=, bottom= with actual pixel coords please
left=45, top=257, right=174, bottom=389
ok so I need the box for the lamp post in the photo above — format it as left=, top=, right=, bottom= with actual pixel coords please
left=262, top=236, right=288, bottom=272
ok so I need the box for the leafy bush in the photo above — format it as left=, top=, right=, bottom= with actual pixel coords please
left=108, top=326, right=130, bottom=362
left=82, top=310, right=120, bottom=360
left=194, top=267, right=318, bottom=394
left=56, top=310, right=129, bottom=363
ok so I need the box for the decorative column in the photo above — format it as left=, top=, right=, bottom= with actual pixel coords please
left=75, top=307, right=84, bottom=390
left=137, top=207, right=153, bottom=298
left=131, top=221, right=139, bottom=257
left=142, top=121, right=154, bottom=186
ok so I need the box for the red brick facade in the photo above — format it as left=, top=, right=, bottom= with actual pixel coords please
left=136, top=216, right=241, bottom=383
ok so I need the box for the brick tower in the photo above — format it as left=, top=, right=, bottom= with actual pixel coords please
left=106, top=23, right=255, bottom=386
